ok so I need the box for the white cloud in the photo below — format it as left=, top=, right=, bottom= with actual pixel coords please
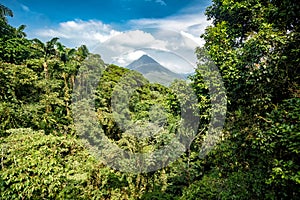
left=128, top=13, right=211, bottom=45
left=145, top=0, right=167, bottom=6
left=123, top=13, right=211, bottom=70
left=104, top=30, right=167, bottom=50
left=152, top=50, right=195, bottom=73
left=155, top=0, right=167, bottom=6
left=92, top=30, right=169, bottom=66
left=91, top=27, right=203, bottom=72
left=21, top=4, right=30, bottom=12
left=113, top=50, right=147, bottom=66
left=34, top=5, right=211, bottom=73
left=36, top=19, right=121, bottom=47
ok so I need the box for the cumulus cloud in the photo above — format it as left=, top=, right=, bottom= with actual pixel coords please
left=104, top=30, right=167, bottom=51
left=123, top=13, right=211, bottom=69
left=128, top=13, right=211, bottom=45
left=90, top=28, right=201, bottom=72
left=34, top=7, right=210, bottom=73
left=92, top=30, right=169, bottom=66
left=36, top=19, right=121, bottom=47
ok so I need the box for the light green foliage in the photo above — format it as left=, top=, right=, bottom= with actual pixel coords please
left=0, top=128, right=96, bottom=199
left=95, top=64, right=181, bottom=142
left=0, top=38, right=32, bottom=64
left=0, top=32, right=91, bottom=134
left=0, top=13, right=32, bottom=64
left=0, top=62, right=39, bottom=136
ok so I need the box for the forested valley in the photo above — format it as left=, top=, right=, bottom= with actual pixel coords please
left=0, top=0, right=299, bottom=199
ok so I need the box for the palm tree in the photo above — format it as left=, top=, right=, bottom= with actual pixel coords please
left=55, top=43, right=77, bottom=117
left=0, top=4, right=13, bottom=21
left=0, top=4, right=16, bottom=39
left=55, top=43, right=90, bottom=118
left=32, top=37, right=59, bottom=80
left=77, top=45, right=89, bottom=62
left=15, top=24, right=27, bottom=38
left=31, top=37, right=60, bottom=113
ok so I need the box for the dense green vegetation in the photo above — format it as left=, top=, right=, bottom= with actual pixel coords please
left=0, top=0, right=299, bottom=199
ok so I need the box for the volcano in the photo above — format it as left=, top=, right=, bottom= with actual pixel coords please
left=126, top=55, right=185, bottom=86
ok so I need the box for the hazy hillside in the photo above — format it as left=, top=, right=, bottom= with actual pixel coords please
left=126, top=55, right=185, bottom=86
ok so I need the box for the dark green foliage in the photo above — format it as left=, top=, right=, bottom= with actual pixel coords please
left=263, top=98, right=300, bottom=198
left=0, top=3, right=13, bottom=20
left=204, top=1, right=299, bottom=111
left=185, top=0, right=300, bottom=199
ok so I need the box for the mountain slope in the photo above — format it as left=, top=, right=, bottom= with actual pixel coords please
left=126, top=55, right=184, bottom=86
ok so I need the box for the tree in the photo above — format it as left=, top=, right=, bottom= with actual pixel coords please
left=203, top=0, right=299, bottom=113
left=0, top=3, right=13, bottom=21
left=15, top=24, right=27, bottom=38
left=0, top=128, right=98, bottom=199
left=187, top=0, right=300, bottom=199
left=32, top=37, right=60, bottom=80
left=0, top=4, right=14, bottom=40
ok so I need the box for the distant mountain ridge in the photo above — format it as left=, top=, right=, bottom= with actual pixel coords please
left=126, top=55, right=185, bottom=86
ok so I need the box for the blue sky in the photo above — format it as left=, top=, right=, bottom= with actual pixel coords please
left=2, top=0, right=212, bottom=73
